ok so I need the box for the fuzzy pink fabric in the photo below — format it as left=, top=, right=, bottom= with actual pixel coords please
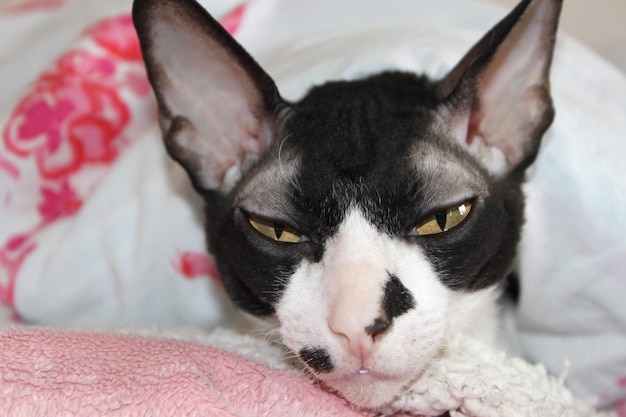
left=0, top=327, right=368, bottom=417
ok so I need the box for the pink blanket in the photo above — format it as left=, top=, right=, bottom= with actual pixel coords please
left=0, top=326, right=368, bottom=417
left=3, top=326, right=614, bottom=417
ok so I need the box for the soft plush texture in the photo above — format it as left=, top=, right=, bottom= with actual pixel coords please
left=0, top=326, right=615, bottom=417
left=0, top=326, right=367, bottom=417
left=0, top=0, right=625, bottom=414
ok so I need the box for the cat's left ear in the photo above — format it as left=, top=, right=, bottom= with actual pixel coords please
left=436, top=0, right=562, bottom=175
left=133, top=0, right=288, bottom=192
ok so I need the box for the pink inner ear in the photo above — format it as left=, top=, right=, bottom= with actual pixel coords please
left=466, top=108, right=484, bottom=145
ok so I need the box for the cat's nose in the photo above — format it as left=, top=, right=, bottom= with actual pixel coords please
left=327, top=297, right=391, bottom=364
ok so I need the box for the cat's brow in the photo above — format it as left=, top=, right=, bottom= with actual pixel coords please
left=235, top=154, right=301, bottom=215
left=410, top=142, right=489, bottom=204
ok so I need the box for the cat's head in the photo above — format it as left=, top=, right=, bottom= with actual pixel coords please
left=133, top=0, right=562, bottom=408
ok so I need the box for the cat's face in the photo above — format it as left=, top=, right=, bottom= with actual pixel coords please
left=204, top=74, right=525, bottom=406
left=207, top=74, right=523, bottom=404
left=133, top=0, right=561, bottom=408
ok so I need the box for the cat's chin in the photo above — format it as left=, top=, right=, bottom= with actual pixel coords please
left=320, top=368, right=418, bottom=409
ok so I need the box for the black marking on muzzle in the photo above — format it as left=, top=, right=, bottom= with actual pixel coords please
left=383, top=273, right=416, bottom=320
left=299, top=346, right=334, bottom=373
left=365, top=317, right=391, bottom=337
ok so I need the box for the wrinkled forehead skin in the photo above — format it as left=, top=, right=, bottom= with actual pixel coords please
left=270, top=73, right=490, bottom=239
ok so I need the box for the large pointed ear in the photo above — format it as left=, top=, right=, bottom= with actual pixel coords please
left=436, top=0, right=562, bottom=175
left=132, top=0, right=287, bottom=191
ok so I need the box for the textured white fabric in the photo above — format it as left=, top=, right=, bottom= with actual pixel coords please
left=384, top=334, right=611, bottom=417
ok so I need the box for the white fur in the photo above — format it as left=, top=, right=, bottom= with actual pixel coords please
left=276, top=209, right=500, bottom=408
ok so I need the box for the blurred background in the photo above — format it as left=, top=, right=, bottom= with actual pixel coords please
left=487, top=0, right=626, bottom=72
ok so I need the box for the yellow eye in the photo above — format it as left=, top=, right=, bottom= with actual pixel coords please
left=415, top=201, right=472, bottom=236
left=247, top=215, right=303, bottom=243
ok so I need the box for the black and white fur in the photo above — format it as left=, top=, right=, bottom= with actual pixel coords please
left=133, top=0, right=562, bottom=408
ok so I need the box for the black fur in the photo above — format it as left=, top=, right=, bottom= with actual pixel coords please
left=299, top=347, right=334, bottom=373
left=383, top=274, right=416, bottom=321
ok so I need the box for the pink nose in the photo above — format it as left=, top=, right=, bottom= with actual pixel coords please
left=327, top=298, right=390, bottom=365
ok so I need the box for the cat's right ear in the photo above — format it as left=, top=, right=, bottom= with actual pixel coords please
left=133, top=0, right=289, bottom=191
left=435, top=0, right=562, bottom=175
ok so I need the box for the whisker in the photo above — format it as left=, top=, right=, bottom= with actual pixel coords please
left=277, top=132, right=294, bottom=176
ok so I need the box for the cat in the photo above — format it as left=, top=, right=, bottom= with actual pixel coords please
left=132, top=0, right=562, bottom=408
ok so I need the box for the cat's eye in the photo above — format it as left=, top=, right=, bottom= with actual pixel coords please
left=414, top=201, right=473, bottom=236
left=247, top=215, right=304, bottom=243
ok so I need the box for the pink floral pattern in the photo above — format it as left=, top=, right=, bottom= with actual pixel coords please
left=0, top=235, right=36, bottom=316
left=38, top=180, right=82, bottom=223
left=0, top=0, right=65, bottom=13
left=173, top=251, right=221, bottom=283
left=4, top=49, right=133, bottom=179
left=0, top=154, right=19, bottom=179
left=89, top=15, right=143, bottom=61
left=0, top=15, right=151, bottom=319
left=1, top=5, right=247, bottom=318
left=616, top=377, right=626, bottom=417
left=220, top=4, right=247, bottom=35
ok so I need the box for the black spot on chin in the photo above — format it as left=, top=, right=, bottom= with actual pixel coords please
left=383, top=274, right=416, bottom=320
left=299, top=347, right=334, bottom=373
